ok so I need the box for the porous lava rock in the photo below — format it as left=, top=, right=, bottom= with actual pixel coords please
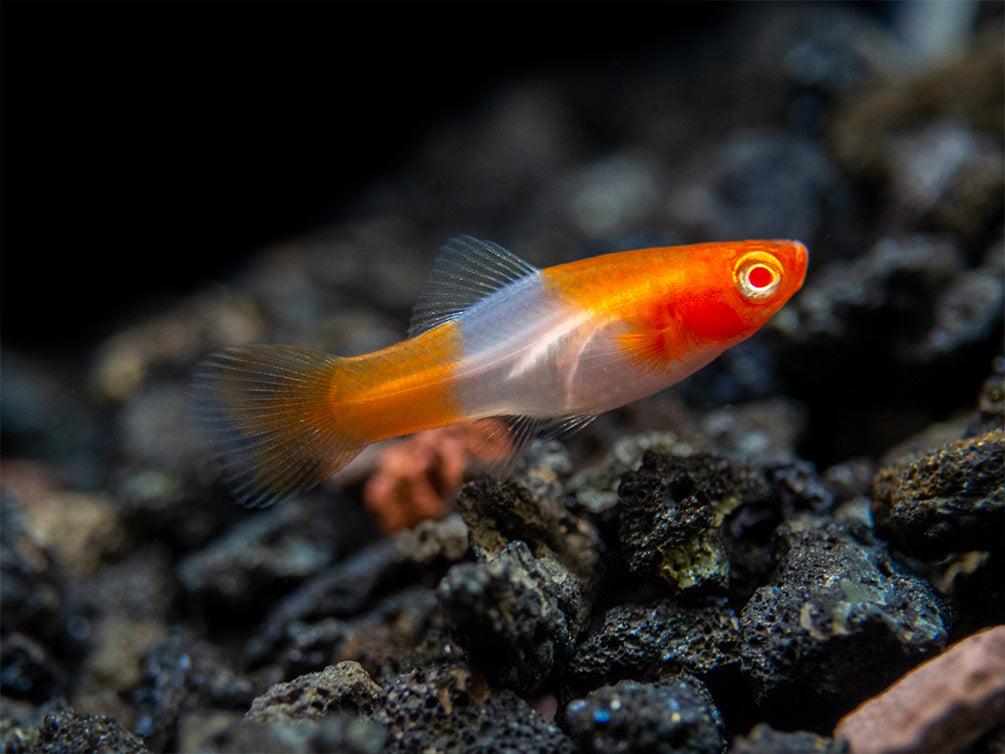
left=617, top=451, right=772, bottom=594
left=375, top=664, right=575, bottom=753
left=566, top=601, right=741, bottom=693
left=35, top=703, right=149, bottom=754
left=437, top=540, right=587, bottom=693
left=871, top=429, right=1004, bottom=558
left=565, top=675, right=725, bottom=754
left=740, top=524, right=948, bottom=729
left=455, top=476, right=605, bottom=596
left=246, top=661, right=383, bottom=721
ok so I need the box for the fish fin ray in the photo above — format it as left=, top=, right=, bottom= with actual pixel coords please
left=408, top=236, right=539, bottom=336
left=463, top=413, right=599, bottom=474
left=532, top=413, right=600, bottom=439
left=191, top=345, right=365, bottom=508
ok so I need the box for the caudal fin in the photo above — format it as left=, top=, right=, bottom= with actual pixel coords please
left=191, top=345, right=365, bottom=508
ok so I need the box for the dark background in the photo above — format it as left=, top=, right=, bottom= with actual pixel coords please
left=2, top=1, right=890, bottom=352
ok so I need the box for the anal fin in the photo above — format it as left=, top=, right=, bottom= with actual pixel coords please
left=463, top=413, right=599, bottom=473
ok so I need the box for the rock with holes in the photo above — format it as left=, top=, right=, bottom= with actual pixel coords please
left=246, top=661, right=383, bottom=722
left=437, top=540, right=587, bottom=694
left=131, top=628, right=255, bottom=753
left=871, top=429, right=1004, bottom=558
left=35, top=702, right=149, bottom=754
left=375, top=664, right=575, bottom=754
left=617, top=451, right=773, bottom=595
left=739, top=524, right=948, bottom=730
left=455, top=476, right=605, bottom=598
left=565, top=601, right=741, bottom=695
left=565, top=675, right=725, bottom=754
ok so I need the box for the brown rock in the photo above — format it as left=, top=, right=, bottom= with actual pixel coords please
left=834, top=625, right=1005, bottom=753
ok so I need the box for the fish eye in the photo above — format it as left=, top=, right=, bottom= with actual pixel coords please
left=734, top=253, right=782, bottom=301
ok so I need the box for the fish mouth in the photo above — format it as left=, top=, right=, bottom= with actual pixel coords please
left=791, top=240, right=809, bottom=287
left=795, top=240, right=809, bottom=264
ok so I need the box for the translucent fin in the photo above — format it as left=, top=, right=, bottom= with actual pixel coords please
left=191, top=345, right=365, bottom=508
left=465, top=413, right=599, bottom=472
left=408, top=236, right=539, bottom=336
left=533, top=413, right=600, bottom=440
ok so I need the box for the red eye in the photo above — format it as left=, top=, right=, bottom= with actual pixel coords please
left=734, top=253, right=782, bottom=301
left=747, top=265, right=775, bottom=289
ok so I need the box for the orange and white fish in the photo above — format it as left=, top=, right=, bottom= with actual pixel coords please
left=193, top=236, right=807, bottom=508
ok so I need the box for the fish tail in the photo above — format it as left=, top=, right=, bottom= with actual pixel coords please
left=191, top=345, right=365, bottom=508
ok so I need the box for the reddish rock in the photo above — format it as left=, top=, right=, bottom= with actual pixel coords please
left=834, top=625, right=1005, bottom=753
left=363, top=420, right=512, bottom=532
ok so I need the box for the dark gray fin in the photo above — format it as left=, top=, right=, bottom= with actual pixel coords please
left=408, top=235, right=539, bottom=337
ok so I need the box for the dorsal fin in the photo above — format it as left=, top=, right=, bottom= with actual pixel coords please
left=408, top=235, right=539, bottom=337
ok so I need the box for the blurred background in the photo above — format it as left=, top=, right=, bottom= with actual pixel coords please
left=4, top=1, right=732, bottom=350
left=6, top=0, right=985, bottom=352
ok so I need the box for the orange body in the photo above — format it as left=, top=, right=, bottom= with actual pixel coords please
left=193, top=236, right=808, bottom=508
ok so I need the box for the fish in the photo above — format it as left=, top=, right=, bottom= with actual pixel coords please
left=192, top=235, right=808, bottom=508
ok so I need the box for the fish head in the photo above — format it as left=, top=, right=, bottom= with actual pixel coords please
left=673, top=239, right=808, bottom=345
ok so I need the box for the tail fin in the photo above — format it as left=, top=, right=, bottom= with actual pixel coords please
left=191, top=345, right=365, bottom=508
